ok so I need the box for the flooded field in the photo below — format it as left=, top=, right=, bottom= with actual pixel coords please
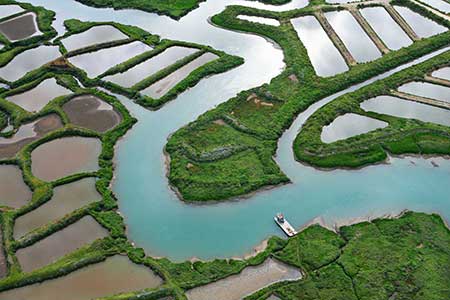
left=398, top=81, right=450, bottom=102
left=325, top=11, right=380, bottom=63
left=62, top=25, right=128, bottom=52
left=321, top=113, right=388, bottom=143
left=394, top=6, right=446, bottom=38
left=0, top=5, right=24, bottom=19
left=16, top=216, right=108, bottom=273
left=0, top=114, right=62, bottom=159
left=68, top=41, right=152, bottom=78
left=0, top=255, right=162, bottom=300
left=6, top=78, right=71, bottom=112
left=142, top=52, right=219, bottom=99
left=237, top=15, right=280, bottom=26
left=0, top=165, right=31, bottom=208
left=291, top=16, right=348, bottom=76
left=14, top=177, right=101, bottom=239
left=419, top=0, right=450, bottom=13
left=104, top=46, right=198, bottom=88
left=360, top=7, right=412, bottom=50
left=186, top=259, right=302, bottom=300
left=0, top=12, right=40, bottom=42
left=31, top=136, right=101, bottom=181
left=63, top=94, right=122, bottom=132
left=361, top=95, right=450, bottom=126
left=0, top=46, right=61, bottom=82
left=432, top=67, right=450, bottom=80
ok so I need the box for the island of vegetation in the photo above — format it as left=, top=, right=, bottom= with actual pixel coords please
left=0, top=1, right=449, bottom=300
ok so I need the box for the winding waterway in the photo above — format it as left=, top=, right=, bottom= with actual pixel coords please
left=26, top=0, right=450, bottom=261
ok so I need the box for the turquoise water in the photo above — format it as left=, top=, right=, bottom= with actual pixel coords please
left=26, top=0, right=450, bottom=261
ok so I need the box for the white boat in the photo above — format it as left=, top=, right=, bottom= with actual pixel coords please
left=274, top=213, right=297, bottom=237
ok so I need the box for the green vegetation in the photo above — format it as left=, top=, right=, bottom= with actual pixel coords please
left=166, top=1, right=450, bottom=201
left=74, top=0, right=206, bottom=20
left=246, top=212, right=450, bottom=300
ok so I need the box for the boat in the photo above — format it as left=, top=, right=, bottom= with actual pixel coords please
left=274, top=213, right=297, bottom=237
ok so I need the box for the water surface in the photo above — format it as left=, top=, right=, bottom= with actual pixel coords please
left=63, top=94, right=122, bottom=132
left=237, top=15, right=280, bottom=26
left=398, top=81, right=450, bottom=103
left=142, top=52, right=218, bottom=98
left=62, top=25, right=128, bottom=52
left=186, top=259, right=301, bottom=300
left=361, top=95, right=450, bottom=126
left=6, top=78, right=71, bottom=112
left=68, top=41, right=152, bottom=78
left=0, top=255, right=162, bottom=300
left=325, top=11, right=380, bottom=63
left=321, top=113, right=388, bottom=143
left=291, top=16, right=348, bottom=76
left=432, top=67, right=450, bottom=80
left=16, top=215, right=109, bottom=273
left=104, top=46, right=198, bottom=88
left=360, top=7, right=412, bottom=50
left=31, top=136, right=101, bottom=181
left=0, top=165, right=31, bottom=208
left=394, top=6, right=446, bottom=38
left=14, top=177, right=101, bottom=239
left=0, top=5, right=24, bottom=19
left=418, top=0, right=450, bottom=13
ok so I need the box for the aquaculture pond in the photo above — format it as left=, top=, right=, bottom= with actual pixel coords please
left=15, top=215, right=109, bottom=273
left=361, top=95, right=450, bottom=127
left=419, top=0, right=450, bottom=13
left=398, top=81, right=450, bottom=102
left=0, top=46, right=61, bottom=82
left=104, top=46, right=198, bottom=88
left=237, top=15, right=280, bottom=26
left=0, top=255, right=162, bottom=300
left=31, top=136, right=101, bottom=181
left=22, top=0, right=450, bottom=261
left=291, top=15, right=348, bottom=76
left=14, top=177, right=101, bottom=239
left=0, top=165, right=31, bottom=208
left=141, top=52, right=219, bottom=98
left=0, top=12, right=41, bottom=42
left=68, top=41, right=152, bottom=78
left=186, top=259, right=302, bottom=300
left=324, top=11, right=380, bottom=63
left=320, top=113, right=388, bottom=143
left=61, top=25, right=128, bottom=52
left=6, top=78, right=71, bottom=112
left=0, top=114, right=62, bottom=159
left=360, top=7, right=412, bottom=50
left=394, top=6, right=447, bottom=38
left=432, top=67, right=450, bottom=80
left=62, top=94, right=122, bottom=132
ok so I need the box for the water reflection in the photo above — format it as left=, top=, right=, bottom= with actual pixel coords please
left=394, top=6, right=446, bottom=38
left=62, top=25, right=128, bottom=52
left=398, top=81, right=450, bottom=103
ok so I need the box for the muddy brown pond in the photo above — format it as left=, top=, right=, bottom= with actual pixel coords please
left=63, top=94, right=122, bottom=132
left=31, top=136, right=101, bottom=181
left=16, top=215, right=109, bottom=273
left=0, top=12, right=41, bottom=41
left=0, top=165, right=31, bottom=208
left=0, top=255, right=163, bottom=300
left=0, top=114, right=62, bottom=159
left=14, top=177, right=101, bottom=239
